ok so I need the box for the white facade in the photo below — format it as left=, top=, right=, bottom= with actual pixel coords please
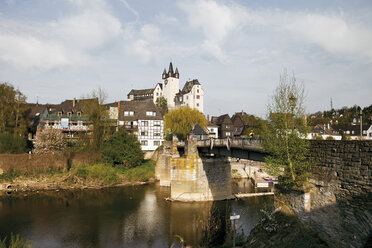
left=367, top=125, right=372, bottom=140
left=153, top=83, right=163, bottom=104
left=181, top=84, right=204, bottom=113
left=137, top=119, right=164, bottom=150
left=207, top=125, right=219, bottom=138
left=162, top=76, right=179, bottom=109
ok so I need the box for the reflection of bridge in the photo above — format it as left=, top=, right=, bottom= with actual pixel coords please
left=156, top=138, right=268, bottom=202
left=178, top=138, right=267, bottom=161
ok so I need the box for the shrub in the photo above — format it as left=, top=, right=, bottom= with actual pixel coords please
left=325, top=136, right=335, bottom=140
left=119, top=160, right=155, bottom=181
left=71, top=163, right=119, bottom=186
left=0, top=132, right=28, bottom=154
left=100, top=129, right=143, bottom=168
left=33, top=128, right=66, bottom=154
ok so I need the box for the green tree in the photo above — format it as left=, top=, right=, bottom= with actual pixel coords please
left=0, top=82, right=28, bottom=135
left=156, top=96, right=168, bottom=111
left=242, top=114, right=266, bottom=137
left=263, top=70, right=311, bottom=189
left=164, top=107, right=208, bottom=140
left=100, top=129, right=143, bottom=168
left=0, top=132, right=28, bottom=153
left=81, top=88, right=112, bottom=151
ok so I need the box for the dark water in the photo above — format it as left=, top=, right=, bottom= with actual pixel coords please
left=0, top=180, right=273, bottom=247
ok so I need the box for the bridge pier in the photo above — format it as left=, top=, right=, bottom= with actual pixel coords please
left=157, top=139, right=233, bottom=201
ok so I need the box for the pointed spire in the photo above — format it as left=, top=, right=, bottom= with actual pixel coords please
left=162, top=68, right=167, bottom=79
left=168, top=62, right=174, bottom=75
left=175, top=67, right=179, bottom=78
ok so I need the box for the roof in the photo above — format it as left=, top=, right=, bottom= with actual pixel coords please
left=211, top=114, right=232, bottom=125
left=118, top=99, right=164, bottom=121
left=331, top=124, right=371, bottom=136
left=127, top=88, right=154, bottom=96
left=231, top=112, right=246, bottom=127
left=207, top=122, right=218, bottom=128
left=179, top=79, right=201, bottom=95
left=190, top=124, right=208, bottom=135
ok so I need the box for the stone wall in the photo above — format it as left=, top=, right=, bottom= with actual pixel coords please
left=270, top=140, right=372, bottom=247
left=309, top=140, right=372, bottom=199
left=0, top=152, right=101, bottom=173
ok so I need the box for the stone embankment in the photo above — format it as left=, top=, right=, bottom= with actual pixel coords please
left=246, top=140, right=372, bottom=248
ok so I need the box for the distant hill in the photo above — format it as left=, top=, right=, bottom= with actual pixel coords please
left=308, top=104, right=372, bottom=126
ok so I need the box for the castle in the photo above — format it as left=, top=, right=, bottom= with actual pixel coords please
left=127, top=62, right=204, bottom=113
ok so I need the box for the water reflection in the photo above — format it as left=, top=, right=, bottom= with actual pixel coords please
left=0, top=181, right=273, bottom=247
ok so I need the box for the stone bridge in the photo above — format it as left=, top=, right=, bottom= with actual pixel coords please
left=155, top=138, right=267, bottom=202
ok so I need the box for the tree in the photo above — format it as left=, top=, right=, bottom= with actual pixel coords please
left=164, top=107, right=208, bottom=140
left=156, top=96, right=168, bottom=111
left=33, top=128, right=66, bottom=154
left=242, top=114, right=266, bottom=137
left=81, top=88, right=112, bottom=151
left=0, top=82, right=28, bottom=135
left=100, top=129, right=143, bottom=168
left=262, top=70, right=311, bottom=189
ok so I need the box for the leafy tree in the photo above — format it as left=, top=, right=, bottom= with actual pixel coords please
left=100, top=129, right=143, bottom=168
left=156, top=96, right=168, bottom=111
left=33, top=128, right=66, bottom=154
left=164, top=107, right=208, bottom=140
left=262, top=70, right=311, bottom=189
left=81, top=88, right=113, bottom=151
left=0, top=132, right=28, bottom=153
left=0, top=82, right=28, bottom=135
left=242, top=114, right=266, bottom=137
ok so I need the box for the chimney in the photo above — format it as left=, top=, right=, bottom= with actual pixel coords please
left=207, top=114, right=210, bottom=121
left=73, top=97, right=76, bottom=107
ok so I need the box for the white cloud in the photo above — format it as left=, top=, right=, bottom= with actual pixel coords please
left=284, top=13, right=372, bottom=61
left=179, top=0, right=247, bottom=62
left=0, top=1, right=122, bottom=70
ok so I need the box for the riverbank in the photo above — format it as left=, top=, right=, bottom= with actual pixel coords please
left=0, top=160, right=156, bottom=193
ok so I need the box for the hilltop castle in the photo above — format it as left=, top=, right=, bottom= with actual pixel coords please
left=127, top=62, right=204, bottom=113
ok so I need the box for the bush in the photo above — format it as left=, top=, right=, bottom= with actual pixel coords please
left=71, top=163, right=119, bottom=185
left=325, top=136, right=335, bottom=140
left=100, top=129, right=143, bottom=168
left=118, top=160, right=155, bottom=181
left=33, top=128, right=66, bottom=154
left=0, top=132, right=28, bottom=154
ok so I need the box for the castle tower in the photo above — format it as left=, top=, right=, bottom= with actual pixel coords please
left=162, top=62, right=180, bottom=109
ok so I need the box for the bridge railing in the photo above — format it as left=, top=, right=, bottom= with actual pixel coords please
left=195, top=138, right=262, bottom=148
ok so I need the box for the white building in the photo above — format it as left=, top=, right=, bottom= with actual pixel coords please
left=128, top=62, right=204, bottom=113
left=118, top=100, right=164, bottom=151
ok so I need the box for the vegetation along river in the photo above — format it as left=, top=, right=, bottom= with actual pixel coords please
left=0, top=179, right=273, bottom=247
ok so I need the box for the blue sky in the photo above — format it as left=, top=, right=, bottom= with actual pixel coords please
left=1, top=0, right=372, bottom=117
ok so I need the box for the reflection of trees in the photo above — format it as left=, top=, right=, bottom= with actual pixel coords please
left=169, top=201, right=232, bottom=247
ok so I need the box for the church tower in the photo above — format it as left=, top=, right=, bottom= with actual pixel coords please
left=162, top=62, right=180, bottom=109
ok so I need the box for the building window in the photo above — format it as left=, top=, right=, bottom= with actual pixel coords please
left=226, top=125, right=230, bottom=129
left=141, top=131, right=148, bottom=136
left=146, top=111, right=156, bottom=116
left=154, top=141, right=160, bottom=146
left=196, top=95, right=200, bottom=99
left=210, top=128, right=214, bottom=132
left=197, top=89, right=199, bottom=93
left=226, top=132, right=231, bottom=137
left=142, top=121, right=148, bottom=126
left=78, top=121, right=83, bottom=126
left=154, top=121, right=161, bottom=126
left=141, top=140, right=148, bottom=146
left=124, top=111, right=129, bottom=116
left=77, top=112, right=81, bottom=117
left=154, top=133, right=160, bottom=137
left=67, top=112, right=72, bottom=117
left=58, top=112, right=62, bottom=117
left=197, top=103, right=199, bottom=107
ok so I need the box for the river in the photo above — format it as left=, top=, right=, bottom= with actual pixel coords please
left=0, top=180, right=273, bottom=247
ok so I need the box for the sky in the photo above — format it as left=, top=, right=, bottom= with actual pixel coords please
left=1, top=0, right=372, bottom=118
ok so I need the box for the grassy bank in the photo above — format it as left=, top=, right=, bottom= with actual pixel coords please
left=0, top=160, right=156, bottom=189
